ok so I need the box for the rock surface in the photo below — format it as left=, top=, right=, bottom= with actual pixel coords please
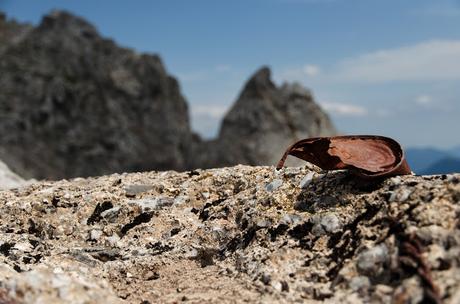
left=0, top=165, right=459, bottom=303
left=0, top=11, right=336, bottom=180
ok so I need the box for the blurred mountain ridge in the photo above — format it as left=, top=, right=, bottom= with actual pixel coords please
left=406, top=146, right=460, bottom=174
left=0, top=10, right=336, bottom=179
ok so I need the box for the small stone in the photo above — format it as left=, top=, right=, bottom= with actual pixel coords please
left=129, top=197, right=175, bottom=211
left=201, top=192, right=210, bottom=199
left=356, top=244, right=389, bottom=276
left=100, top=206, right=121, bottom=221
left=265, top=179, right=283, bottom=192
left=349, top=276, right=370, bottom=292
left=89, top=229, right=103, bottom=241
left=280, top=214, right=302, bottom=226
left=388, top=188, right=412, bottom=202
left=260, top=274, right=271, bottom=285
left=13, top=242, right=34, bottom=253
left=375, top=284, right=393, bottom=295
left=106, top=234, right=121, bottom=247
left=256, top=219, right=272, bottom=228
left=300, top=172, right=315, bottom=189
left=398, top=189, right=412, bottom=202
left=124, top=184, right=153, bottom=197
left=174, top=195, right=188, bottom=205
left=312, top=213, right=342, bottom=236
left=389, top=176, right=401, bottom=186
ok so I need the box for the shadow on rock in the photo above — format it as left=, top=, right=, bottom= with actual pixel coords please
left=294, top=170, right=385, bottom=213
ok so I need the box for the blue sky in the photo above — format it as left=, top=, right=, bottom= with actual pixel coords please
left=1, top=0, right=460, bottom=148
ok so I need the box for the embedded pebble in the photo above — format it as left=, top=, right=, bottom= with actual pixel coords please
left=300, top=172, right=315, bottom=189
left=349, top=276, right=370, bottom=292
left=100, top=206, right=121, bottom=220
left=265, top=179, right=283, bottom=192
left=129, top=197, right=174, bottom=211
left=89, top=229, right=103, bottom=241
left=124, top=184, right=153, bottom=196
left=312, top=213, right=342, bottom=235
left=356, top=244, right=389, bottom=276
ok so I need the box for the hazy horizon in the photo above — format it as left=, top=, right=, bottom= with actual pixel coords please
left=2, top=0, right=460, bottom=149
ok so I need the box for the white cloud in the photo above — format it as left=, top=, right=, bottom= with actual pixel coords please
left=320, top=102, right=368, bottom=116
left=415, top=95, right=433, bottom=105
left=191, top=104, right=229, bottom=119
left=303, top=65, right=320, bottom=77
left=281, top=64, right=321, bottom=81
left=335, top=40, right=460, bottom=83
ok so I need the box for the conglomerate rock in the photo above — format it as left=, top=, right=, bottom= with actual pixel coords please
left=0, top=165, right=459, bottom=303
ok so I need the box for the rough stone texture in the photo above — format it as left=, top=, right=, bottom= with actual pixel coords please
left=0, top=165, right=459, bottom=303
left=0, top=11, right=336, bottom=180
left=0, top=10, right=194, bottom=180
left=190, top=67, right=337, bottom=168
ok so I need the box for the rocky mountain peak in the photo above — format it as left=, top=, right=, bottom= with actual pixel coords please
left=0, top=11, right=193, bottom=179
left=0, top=12, right=32, bottom=51
left=189, top=66, right=337, bottom=168
left=280, top=82, right=313, bottom=100
left=0, top=11, right=337, bottom=179
left=239, top=66, right=276, bottom=99
left=38, top=10, right=98, bottom=37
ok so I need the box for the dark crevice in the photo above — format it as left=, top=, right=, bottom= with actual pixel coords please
left=120, top=212, right=154, bottom=236
left=0, top=242, right=14, bottom=256
left=87, top=201, right=114, bottom=225
left=326, top=204, right=381, bottom=280
left=147, top=241, right=174, bottom=255
left=198, top=198, right=226, bottom=221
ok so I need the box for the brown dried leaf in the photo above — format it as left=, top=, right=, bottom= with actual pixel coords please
left=276, top=135, right=411, bottom=179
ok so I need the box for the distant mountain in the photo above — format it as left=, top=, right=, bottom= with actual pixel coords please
left=422, top=157, right=460, bottom=175
left=406, top=147, right=460, bottom=174
left=405, top=147, right=450, bottom=173
left=448, top=145, right=460, bottom=159
left=0, top=11, right=336, bottom=179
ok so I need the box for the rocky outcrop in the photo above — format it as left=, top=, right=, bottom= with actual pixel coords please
left=0, top=160, right=30, bottom=190
left=190, top=67, right=337, bottom=168
left=0, top=11, right=336, bottom=180
left=0, top=165, right=458, bottom=303
left=0, top=11, right=194, bottom=179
